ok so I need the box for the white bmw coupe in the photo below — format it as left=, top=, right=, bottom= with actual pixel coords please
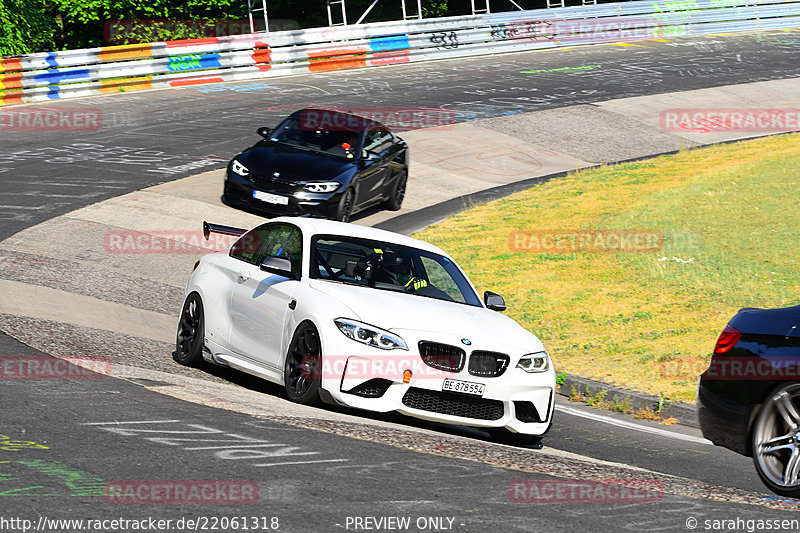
left=176, top=217, right=554, bottom=443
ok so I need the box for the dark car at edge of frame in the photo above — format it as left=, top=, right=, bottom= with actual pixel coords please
left=223, top=108, right=409, bottom=222
left=697, top=303, right=800, bottom=496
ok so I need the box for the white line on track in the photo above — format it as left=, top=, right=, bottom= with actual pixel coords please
left=557, top=404, right=713, bottom=445
left=82, top=419, right=181, bottom=425
left=254, top=459, right=349, bottom=467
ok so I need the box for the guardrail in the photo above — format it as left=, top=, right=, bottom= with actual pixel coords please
left=1, top=0, right=799, bottom=106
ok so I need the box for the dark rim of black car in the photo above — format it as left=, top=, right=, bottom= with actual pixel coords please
left=285, top=325, right=322, bottom=399
left=753, top=383, right=800, bottom=493
left=393, top=173, right=407, bottom=205
left=339, top=190, right=355, bottom=223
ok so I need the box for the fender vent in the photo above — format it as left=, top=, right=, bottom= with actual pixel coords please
left=344, top=378, right=392, bottom=398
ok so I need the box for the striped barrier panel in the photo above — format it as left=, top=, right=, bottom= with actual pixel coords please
left=1, top=0, right=799, bottom=106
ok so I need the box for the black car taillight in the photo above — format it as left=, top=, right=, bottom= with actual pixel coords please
left=713, top=325, right=741, bottom=354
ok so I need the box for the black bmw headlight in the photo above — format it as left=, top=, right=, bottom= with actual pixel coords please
left=231, top=159, right=249, bottom=177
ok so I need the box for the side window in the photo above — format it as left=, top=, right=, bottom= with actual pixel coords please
left=229, top=224, right=272, bottom=265
left=362, top=126, right=393, bottom=157
left=420, top=257, right=466, bottom=303
left=313, top=238, right=373, bottom=285
left=260, top=224, right=303, bottom=276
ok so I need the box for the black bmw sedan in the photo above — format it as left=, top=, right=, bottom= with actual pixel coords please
left=697, top=303, right=800, bottom=496
left=223, top=109, right=409, bottom=222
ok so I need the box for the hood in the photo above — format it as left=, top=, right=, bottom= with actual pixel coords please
left=309, top=279, right=542, bottom=352
left=238, top=142, right=355, bottom=182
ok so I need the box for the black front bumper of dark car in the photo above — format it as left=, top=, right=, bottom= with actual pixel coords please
left=223, top=171, right=341, bottom=218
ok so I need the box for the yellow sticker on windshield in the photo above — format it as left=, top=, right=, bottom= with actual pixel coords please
left=374, top=249, right=383, bottom=254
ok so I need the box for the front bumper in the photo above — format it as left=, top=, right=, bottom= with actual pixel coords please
left=318, top=325, right=555, bottom=436
left=223, top=170, right=341, bottom=218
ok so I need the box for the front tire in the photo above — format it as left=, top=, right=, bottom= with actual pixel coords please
left=752, top=383, right=800, bottom=497
left=334, top=189, right=355, bottom=222
left=284, top=323, right=322, bottom=405
left=386, top=171, right=407, bottom=211
left=175, top=293, right=204, bottom=366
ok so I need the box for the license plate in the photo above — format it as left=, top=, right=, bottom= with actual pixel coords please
left=253, top=190, right=289, bottom=205
left=442, top=378, right=485, bottom=397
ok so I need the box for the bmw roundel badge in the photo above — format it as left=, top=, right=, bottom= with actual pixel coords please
left=461, top=338, right=472, bottom=346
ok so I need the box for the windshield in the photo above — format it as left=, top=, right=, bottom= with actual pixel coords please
left=311, top=235, right=482, bottom=307
left=269, top=116, right=362, bottom=159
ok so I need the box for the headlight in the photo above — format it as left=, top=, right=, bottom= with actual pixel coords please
left=334, top=318, right=408, bottom=351
left=231, top=159, right=249, bottom=177
left=305, top=182, right=340, bottom=193
left=517, top=351, right=550, bottom=373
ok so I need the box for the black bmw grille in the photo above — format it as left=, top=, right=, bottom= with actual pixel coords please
left=468, top=351, right=510, bottom=377
left=402, top=388, right=504, bottom=421
left=248, top=173, right=299, bottom=193
left=418, top=341, right=465, bottom=372
left=344, top=378, right=393, bottom=398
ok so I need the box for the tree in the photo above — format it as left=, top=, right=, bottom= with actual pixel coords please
left=0, top=0, right=57, bottom=55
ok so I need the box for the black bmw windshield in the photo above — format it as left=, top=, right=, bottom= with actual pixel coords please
left=311, top=235, right=482, bottom=307
left=270, top=117, right=362, bottom=159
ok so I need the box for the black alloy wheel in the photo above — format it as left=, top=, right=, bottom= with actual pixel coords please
left=284, top=323, right=323, bottom=404
left=386, top=171, right=407, bottom=211
left=336, top=189, right=355, bottom=222
left=175, top=293, right=204, bottom=366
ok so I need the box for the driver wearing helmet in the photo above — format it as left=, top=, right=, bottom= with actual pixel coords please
left=379, top=254, right=428, bottom=292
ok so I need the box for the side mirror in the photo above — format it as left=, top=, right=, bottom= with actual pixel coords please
left=257, top=127, right=271, bottom=138
left=362, top=149, right=381, bottom=161
left=484, top=291, right=506, bottom=312
left=260, top=256, right=298, bottom=280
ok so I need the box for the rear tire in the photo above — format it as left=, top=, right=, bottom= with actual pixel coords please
left=284, top=323, right=322, bottom=405
left=752, top=382, right=800, bottom=497
left=175, top=293, right=204, bottom=366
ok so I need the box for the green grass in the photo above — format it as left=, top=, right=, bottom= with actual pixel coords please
left=414, top=133, right=800, bottom=403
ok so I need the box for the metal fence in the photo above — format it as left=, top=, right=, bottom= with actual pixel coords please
left=1, top=0, right=799, bottom=106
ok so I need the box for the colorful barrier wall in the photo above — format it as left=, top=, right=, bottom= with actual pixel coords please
left=1, top=0, right=799, bottom=106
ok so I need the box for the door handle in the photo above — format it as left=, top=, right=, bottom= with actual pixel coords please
left=237, top=271, right=251, bottom=283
